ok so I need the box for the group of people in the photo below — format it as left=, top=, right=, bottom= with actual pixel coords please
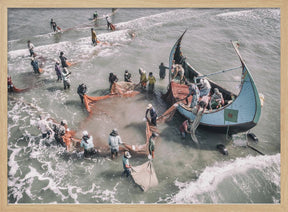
left=17, top=13, right=167, bottom=179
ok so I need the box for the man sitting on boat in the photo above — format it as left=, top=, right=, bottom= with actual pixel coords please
left=172, top=64, right=185, bottom=83
left=198, top=78, right=211, bottom=97
left=209, top=88, right=224, bottom=109
left=185, top=82, right=200, bottom=108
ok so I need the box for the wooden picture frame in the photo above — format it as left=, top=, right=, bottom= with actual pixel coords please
left=1, top=0, right=287, bottom=211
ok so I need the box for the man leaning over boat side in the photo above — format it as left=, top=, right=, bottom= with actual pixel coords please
left=185, top=82, right=200, bottom=109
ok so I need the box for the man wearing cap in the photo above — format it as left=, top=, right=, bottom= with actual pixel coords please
left=108, top=128, right=123, bottom=159
left=122, top=151, right=132, bottom=177
left=145, top=104, right=158, bottom=126
left=81, top=131, right=95, bottom=158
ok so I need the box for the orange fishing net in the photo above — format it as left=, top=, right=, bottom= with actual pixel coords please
left=83, top=82, right=140, bottom=113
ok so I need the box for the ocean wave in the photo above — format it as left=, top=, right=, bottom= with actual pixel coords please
left=171, top=154, right=280, bottom=203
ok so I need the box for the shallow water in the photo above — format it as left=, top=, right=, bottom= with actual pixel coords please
left=7, top=8, right=280, bottom=204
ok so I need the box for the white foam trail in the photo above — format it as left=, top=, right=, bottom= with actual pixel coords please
left=171, top=154, right=280, bottom=203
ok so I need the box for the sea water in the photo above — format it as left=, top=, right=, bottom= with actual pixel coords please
left=7, top=8, right=280, bottom=204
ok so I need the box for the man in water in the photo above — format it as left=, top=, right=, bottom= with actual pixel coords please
left=109, top=72, right=118, bottom=93
left=145, top=104, right=158, bottom=126
left=108, top=128, right=123, bottom=159
left=122, top=151, right=132, bottom=177
left=149, top=132, right=158, bottom=159
left=59, top=51, right=69, bottom=68
left=80, top=131, right=95, bottom=158
left=93, top=11, right=98, bottom=19
left=55, top=60, right=62, bottom=81
left=124, top=70, right=132, bottom=82
left=61, top=67, right=71, bottom=90
left=7, top=76, right=14, bottom=92
left=37, top=115, right=52, bottom=139
left=105, top=16, right=114, bottom=30
left=27, top=40, right=35, bottom=57
left=139, top=68, right=147, bottom=89
left=77, top=83, right=87, bottom=104
left=179, top=119, right=192, bottom=139
left=159, top=62, right=169, bottom=79
left=52, top=120, right=67, bottom=147
left=91, top=28, right=97, bottom=46
left=148, top=72, right=156, bottom=93
left=50, top=18, right=58, bottom=32
left=30, top=57, right=40, bottom=74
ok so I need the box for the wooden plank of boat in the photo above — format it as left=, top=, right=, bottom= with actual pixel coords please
left=166, top=31, right=261, bottom=134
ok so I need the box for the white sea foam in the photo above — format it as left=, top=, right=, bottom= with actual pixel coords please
left=171, top=154, right=280, bottom=203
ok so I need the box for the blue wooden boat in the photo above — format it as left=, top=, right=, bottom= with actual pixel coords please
left=164, top=31, right=262, bottom=134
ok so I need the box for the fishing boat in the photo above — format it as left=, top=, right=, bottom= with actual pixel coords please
left=164, top=30, right=262, bottom=134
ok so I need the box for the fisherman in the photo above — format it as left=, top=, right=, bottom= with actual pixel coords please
left=105, top=16, right=114, bottom=30
left=7, top=76, right=14, bottom=92
left=210, top=88, right=224, bottom=109
left=61, top=67, right=71, bottom=90
left=198, top=77, right=211, bottom=97
left=50, top=18, right=57, bottom=32
left=93, top=11, right=98, bottom=20
left=179, top=119, right=192, bottom=139
left=197, top=95, right=210, bottom=114
left=59, top=51, right=68, bottom=68
left=91, top=28, right=97, bottom=46
left=172, top=64, right=185, bottom=83
left=122, top=151, right=132, bottom=177
left=149, top=132, right=158, bottom=159
left=145, top=104, right=158, bottom=126
left=52, top=120, right=67, bottom=147
left=80, top=131, right=95, bottom=158
left=139, top=68, right=147, bottom=89
left=27, top=40, right=35, bottom=57
left=159, top=62, right=169, bottom=79
left=109, top=72, right=118, bottom=92
left=148, top=72, right=156, bottom=93
left=77, top=83, right=87, bottom=104
left=185, top=82, right=200, bottom=108
left=124, top=70, right=132, bottom=82
left=55, top=60, right=62, bottom=81
left=37, top=115, right=52, bottom=139
left=108, top=128, right=123, bottom=159
left=31, top=57, right=40, bottom=74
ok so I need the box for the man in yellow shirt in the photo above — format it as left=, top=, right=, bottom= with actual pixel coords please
left=91, top=28, right=97, bottom=46
left=148, top=72, right=156, bottom=93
